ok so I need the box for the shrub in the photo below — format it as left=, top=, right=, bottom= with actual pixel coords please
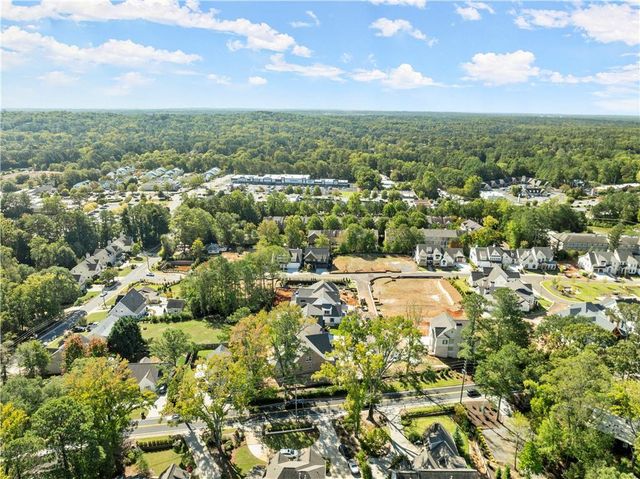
left=360, top=426, right=389, bottom=457
left=406, top=429, right=422, bottom=444
left=401, top=405, right=454, bottom=420
left=356, top=451, right=372, bottom=479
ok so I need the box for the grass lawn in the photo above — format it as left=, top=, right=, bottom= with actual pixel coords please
left=232, top=444, right=266, bottom=476
left=140, top=320, right=229, bottom=345
left=262, top=430, right=318, bottom=451
left=386, top=371, right=463, bottom=392
left=405, top=414, right=469, bottom=456
left=197, top=349, right=214, bottom=359
left=87, top=310, right=108, bottom=323
left=451, top=278, right=472, bottom=294
left=143, top=449, right=182, bottom=476
left=76, top=290, right=99, bottom=304
left=118, top=265, right=134, bottom=276
left=541, top=278, right=640, bottom=302
left=537, top=297, right=553, bottom=310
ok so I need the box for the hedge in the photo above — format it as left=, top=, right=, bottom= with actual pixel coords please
left=136, top=436, right=178, bottom=452
left=400, top=405, right=455, bottom=420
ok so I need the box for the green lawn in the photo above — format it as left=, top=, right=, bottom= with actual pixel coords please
left=118, top=265, right=134, bottom=276
left=86, top=310, right=108, bottom=323
left=232, top=444, right=266, bottom=476
left=537, top=297, right=553, bottom=310
left=542, top=278, right=640, bottom=302
left=140, top=320, right=229, bottom=345
left=404, top=414, right=469, bottom=456
left=76, top=290, right=99, bottom=304
left=262, top=430, right=318, bottom=451
left=143, top=449, right=182, bottom=476
left=386, top=372, right=463, bottom=392
left=450, top=278, right=472, bottom=294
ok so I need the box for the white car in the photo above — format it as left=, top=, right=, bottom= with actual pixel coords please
left=279, top=449, right=298, bottom=459
left=348, top=459, right=360, bottom=476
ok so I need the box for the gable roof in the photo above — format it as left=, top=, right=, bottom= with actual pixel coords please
left=118, top=288, right=146, bottom=313
left=167, top=298, right=186, bottom=310
left=265, top=446, right=325, bottom=479
left=304, top=247, right=330, bottom=263
left=159, top=464, right=190, bottom=479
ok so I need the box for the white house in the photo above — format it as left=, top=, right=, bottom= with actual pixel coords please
left=424, top=313, right=468, bottom=358
left=414, top=245, right=466, bottom=268
left=578, top=250, right=639, bottom=276
left=469, top=266, right=536, bottom=312
left=469, top=246, right=514, bottom=268
left=109, top=288, right=147, bottom=319
left=514, top=247, right=557, bottom=270
left=292, top=281, right=347, bottom=327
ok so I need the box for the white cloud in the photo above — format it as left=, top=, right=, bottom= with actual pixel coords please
left=514, top=3, right=639, bottom=46
left=265, top=54, right=344, bottom=81
left=1, top=0, right=310, bottom=55
left=292, top=45, right=312, bottom=58
left=248, top=76, right=267, bottom=85
left=106, top=71, right=152, bottom=96
left=462, top=50, right=540, bottom=85
left=38, top=70, right=78, bottom=85
left=370, top=18, right=436, bottom=45
left=455, top=2, right=495, bottom=21
left=290, top=10, right=320, bottom=28
left=207, top=73, right=231, bottom=85
left=545, top=62, right=640, bottom=87
left=370, top=0, right=427, bottom=8
left=352, top=63, right=439, bottom=89
left=0, top=26, right=201, bottom=69
left=340, top=53, right=353, bottom=64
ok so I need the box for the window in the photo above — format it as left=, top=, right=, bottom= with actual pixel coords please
left=305, top=355, right=312, bottom=363
left=442, top=340, right=448, bottom=345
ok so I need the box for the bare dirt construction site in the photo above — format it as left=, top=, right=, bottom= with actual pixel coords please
left=371, top=278, right=464, bottom=333
left=333, top=255, right=418, bottom=273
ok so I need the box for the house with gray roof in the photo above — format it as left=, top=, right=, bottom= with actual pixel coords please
left=265, top=445, right=326, bottom=479
left=293, top=323, right=334, bottom=379
left=555, top=300, right=631, bottom=337
left=292, top=281, right=347, bottom=327
left=578, top=249, right=639, bottom=276
left=469, top=266, right=536, bottom=312
left=514, top=247, right=556, bottom=270
left=414, top=245, right=466, bottom=268
left=303, top=247, right=331, bottom=272
left=307, top=229, right=343, bottom=246
left=469, top=246, right=514, bottom=269
left=424, top=313, right=468, bottom=358
left=128, top=357, right=162, bottom=391
left=159, top=464, right=190, bottom=479
left=548, top=231, right=609, bottom=252
left=391, top=423, right=478, bottom=479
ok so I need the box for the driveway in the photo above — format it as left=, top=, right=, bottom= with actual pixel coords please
left=313, top=414, right=352, bottom=478
left=183, top=427, right=221, bottom=479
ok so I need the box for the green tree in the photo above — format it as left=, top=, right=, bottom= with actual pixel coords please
left=31, top=396, right=98, bottom=478
left=15, top=341, right=49, bottom=378
left=1, top=434, right=44, bottom=479
left=229, top=311, right=272, bottom=391
left=150, top=328, right=193, bottom=369
left=62, top=334, right=87, bottom=372
left=160, top=234, right=175, bottom=261
left=284, top=215, right=306, bottom=249
left=107, top=316, right=149, bottom=362
left=257, top=219, right=282, bottom=247
left=173, top=354, right=250, bottom=449
left=191, top=238, right=206, bottom=262
left=100, top=267, right=118, bottom=286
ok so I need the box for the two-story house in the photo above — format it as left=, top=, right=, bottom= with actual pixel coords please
left=514, top=247, right=557, bottom=270
left=424, top=312, right=468, bottom=358
left=578, top=250, right=639, bottom=276
left=414, top=245, right=466, bottom=268
left=469, top=246, right=514, bottom=269
left=292, top=281, right=347, bottom=327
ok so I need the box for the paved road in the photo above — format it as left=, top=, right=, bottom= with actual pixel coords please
left=129, top=384, right=478, bottom=439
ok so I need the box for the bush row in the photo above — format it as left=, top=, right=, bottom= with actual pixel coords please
left=400, top=405, right=455, bottom=421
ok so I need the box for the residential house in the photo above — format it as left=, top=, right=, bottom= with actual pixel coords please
left=419, top=229, right=461, bottom=248
left=128, top=357, right=162, bottom=391
left=514, top=247, right=557, bottom=270
left=159, top=464, right=191, bottom=479
left=303, top=247, right=331, bottom=272
left=204, top=167, right=221, bottom=181
left=391, top=423, right=478, bottom=479
left=548, top=232, right=609, bottom=252
left=282, top=248, right=303, bottom=273
left=109, top=288, right=147, bottom=320
left=578, top=250, right=639, bottom=276
left=206, top=344, right=231, bottom=359
left=46, top=335, right=92, bottom=375
left=265, top=446, right=326, bottom=479
left=414, top=245, right=466, bottom=268
left=166, top=299, right=186, bottom=314
left=424, top=313, right=468, bottom=359
left=555, top=300, right=631, bottom=337
left=469, top=246, right=513, bottom=269
left=619, top=235, right=640, bottom=254
left=293, top=323, right=333, bottom=379
left=470, top=266, right=536, bottom=312
left=292, top=281, right=347, bottom=327
left=69, top=235, right=133, bottom=288
left=460, top=219, right=482, bottom=233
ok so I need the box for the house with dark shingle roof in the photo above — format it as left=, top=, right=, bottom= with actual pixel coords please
left=414, top=245, right=466, bottom=268
left=469, top=266, right=536, bottom=312
left=159, top=464, right=191, bottom=479
left=128, top=357, right=163, bottom=391
left=292, top=281, right=347, bottom=327
left=424, top=313, right=468, bottom=359
left=166, top=298, right=187, bottom=314
left=419, top=229, right=461, bottom=248
left=303, top=247, right=331, bottom=272
left=294, top=323, right=334, bottom=378
left=265, top=445, right=326, bottom=479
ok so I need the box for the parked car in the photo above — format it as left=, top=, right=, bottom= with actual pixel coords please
left=339, top=444, right=354, bottom=459
left=348, top=459, right=360, bottom=476
left=466, top=388, right=481, bottom=398
left=146, top=272, right=154, bottom=277
left=279, top=449, right=298, bottom=459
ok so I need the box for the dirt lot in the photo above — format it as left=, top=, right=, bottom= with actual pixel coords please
left=333, top=255, right=417, bottom=273
left=371, top=278, right=464, bottom=333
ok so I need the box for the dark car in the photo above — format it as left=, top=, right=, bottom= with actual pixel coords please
left=339, top=444, right=354, bottom=459
left=466, top=388, right=481, bottom=398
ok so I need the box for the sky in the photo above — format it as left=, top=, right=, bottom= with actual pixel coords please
left=1, top=0, right=639, bottom=115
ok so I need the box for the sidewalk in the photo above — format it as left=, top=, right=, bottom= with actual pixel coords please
left=183, top=427, right=221, bottom=479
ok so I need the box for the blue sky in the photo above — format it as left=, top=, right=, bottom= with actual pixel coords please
left=1, top=0, right=639, bottom=114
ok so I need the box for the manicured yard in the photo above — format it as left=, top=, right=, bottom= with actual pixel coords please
left=404, top=414, right=469, bottom=455
left=541, top=278, right=640, bottom=302
left=450, top=278, right=472, bottom=294
left=118, top=265, right=135, bottom=276
left=537, top=297, right=553, bottom=310
left=140, top=320, right=229, bottom=344
left=87, top=310, right=108, bottom=323
left=262, top=429, right=318, bottom=451
left=232, top=444, right=266, bottom=476
left=76, top=290, right=99, bottom=304
left=143, top=449, right=182, bottom=476
left=386, top=371, right=464, bottom=392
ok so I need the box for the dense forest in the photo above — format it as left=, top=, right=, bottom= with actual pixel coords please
left=2, top=111, right=640, bottom=187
